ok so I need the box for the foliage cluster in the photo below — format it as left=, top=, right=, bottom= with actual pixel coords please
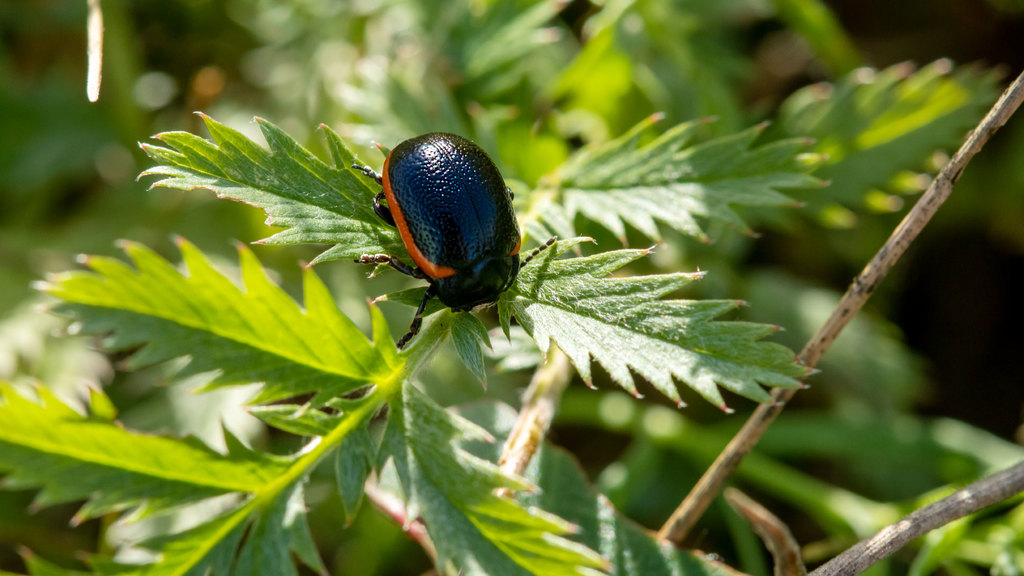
left=1, top=1, right=1023, bottom=575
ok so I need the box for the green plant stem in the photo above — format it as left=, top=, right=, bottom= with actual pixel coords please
left=179, top=315, right=452, bottom=571
left=255, top=313, right=451, bottom=527
left=658, top=67, right=1024, bottom=546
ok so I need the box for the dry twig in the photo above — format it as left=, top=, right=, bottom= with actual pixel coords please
left=725, top=488, right=807, bottom=576
left=658, top=67, right=1024, bottom=544
left=496, top=347, right=572, bottom=495
left=810, top=460, right=1024, bottom=576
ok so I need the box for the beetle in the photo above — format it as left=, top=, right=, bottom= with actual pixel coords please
left=354, top=132, right=553, bottom=349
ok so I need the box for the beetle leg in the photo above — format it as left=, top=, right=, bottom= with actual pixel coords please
left=521, top=236, right=557, bottom=267
left=352, top=163, right=383, bottom=185
left=372, top=191, right=396, bottom=226
left=356, top=254, right=429, bottom=280
left=397, top=282, right=439, bottom=349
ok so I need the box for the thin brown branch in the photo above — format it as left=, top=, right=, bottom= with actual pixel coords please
left=658, top=67, right=1024, bottom=545
left=725, top=488, right=807, bottom=576
left=810, top=460, right=1024, bottom=576
left=495, top=347, right=572, bottom=497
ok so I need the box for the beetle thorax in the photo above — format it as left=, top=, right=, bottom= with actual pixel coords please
left=436, top=254, right=520, bottom=310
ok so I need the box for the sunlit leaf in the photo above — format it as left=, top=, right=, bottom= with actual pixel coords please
left=456, top=401, right=739, bottom=576
left=0, top=384, right=287, bottom=521
left=775, top=61, right=999, bottom=212
left=547, top=117, right=825, bottom=243
left=380, top=384, right=607, bottom=576
left=41, top=239, right=399, bottom=406
left=140, top=115, right=403, bottom=264
left=93, top=483, right=325, bottom=576
left=770, top=0, right=862, bottom=75
left=0, top=377, right=389, bottom=574
left=499, top=239, right=809, bottom=410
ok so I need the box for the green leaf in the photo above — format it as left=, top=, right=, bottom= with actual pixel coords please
left=500, top=239, right=808, bottom=410
left=381, top=384, right=607, bottom=576
left=744, top=269, right=926, bottom=412
left=488, top=326, right=544, bottom=373
left=231, top=483, right=327, bottom=576
left=101, top=503, right=251, bottom=576
left=373, top=286, right=448, bottom=318
left=248, top=404, right=343, bottom=437
left=769, top=0, right=862, bottom=75
left=111, top=389, right=390, bottom=576
left=451, top=313, right=491, bottom=387
left=22, top=550, right=93, bottom=576
left=335, top=425, right=376, bottom=525
left=0, top=384, right=288, bottom=521
left=775, top=61, right=999, bottom=212
left=451, top=0, right=568, bottom=97
left=551, top=117, right=825, bottom=242
left=41, top=238, right=399, bottom=406
left=552, top=3, right=750, bottom=136
left=94, top=482, right=324, bottom=576
left=0, top=379, right=390, bottom=575
left=140, top=114, right=403, bottom=264
left=456, top=401, right=738, bottom=576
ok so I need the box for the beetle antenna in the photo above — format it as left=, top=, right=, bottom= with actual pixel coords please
left=397, top=283, right=439, bottom=349
left=521, top=236, right=557, bottom=267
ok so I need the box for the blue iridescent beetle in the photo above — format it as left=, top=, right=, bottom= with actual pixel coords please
left=354, top=133, right=553, bottom=349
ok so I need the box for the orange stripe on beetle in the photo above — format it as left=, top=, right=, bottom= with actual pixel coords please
left=382, top=152, right=457, bottom=280
left=358, top=133, right=552, bottom=349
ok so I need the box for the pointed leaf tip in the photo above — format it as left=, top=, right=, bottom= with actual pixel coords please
left=557, top=116, right=819, bottom=242
left=46, top=239, right=395, bottom=407
left=508, top=246, right=807, bottom=407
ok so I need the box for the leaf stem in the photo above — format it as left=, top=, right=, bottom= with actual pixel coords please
left=658, top=67, right=1024, bottom=545
left=496, top=346, right=572, bottom=494
left=255, top=313, right=451, bottom=517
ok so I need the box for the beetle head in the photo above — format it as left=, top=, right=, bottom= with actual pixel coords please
left=437, top=254, right=520, bottom=310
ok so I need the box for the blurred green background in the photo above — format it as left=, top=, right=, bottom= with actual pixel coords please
left=2, top=0, right=1024, bottom=574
